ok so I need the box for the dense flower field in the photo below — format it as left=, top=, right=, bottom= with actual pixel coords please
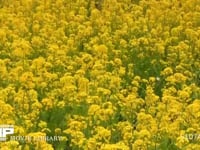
left=0, top=0, right=200, bottom=149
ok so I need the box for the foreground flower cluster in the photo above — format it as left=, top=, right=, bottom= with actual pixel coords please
left=0, top=0, right=200, bottom=149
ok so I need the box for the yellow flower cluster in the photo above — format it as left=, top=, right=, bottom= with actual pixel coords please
left=0, top=0, right=200, bottom=149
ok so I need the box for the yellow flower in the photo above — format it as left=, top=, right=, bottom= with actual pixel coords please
left=66, top=119, right=87, bottom=131
left=41, top=98, right=53, bottom=110
left=71, top=131, right=86, bottom=147
left=0, top=101, right=14, bottom=124
left=145, top=86, right=159, bottom=106
left=166, top=73, right=187, bottom=84
left=161, top=67, right=173, bottom=76
left=100, top=143, right=129, bottom=150
left=136, top=111, right=157, bottom=133
left=12, top=39, right=32, bottom=58
left=132, top=139, right=146, bottom=150
left=32, top=23, right=40, bottom=33
left=138, top=37, right=149, bottom=45
left=123, top=132, right=133, bottom=143
left=94, top=126, right=111, bottom=142
left=120, top=39, right=127, bottom=48
left=37, top=142, right=54, bottom=150
left=20, top=72, right=35, bottom=89
left=186, top=99, right=200, bottom=119
left=174, top=73, right=187, bottom=83
left=177, top=90, right=191, bottom=102
left=57, top=101, right=65, bottom=108
left=85, top=138, right=97, bottom=150
left=136, top=129, right=151, bottom=140
left=60, top=75, right=75, bottom=86
left=114, top=58, right=122, bottom=66
left=97, top=87, right=111, bottom=96
left=88, top=104, right=101, bottom=116
left=38, top=121, right=47, bottom=129
left=31, top=36, right=44, bottom=49
left=119, top=67, right=126, bottom=76
left=54, top=128, right=62, bottom=134
left=0, top=59, right=8, bottom=78
left=14, top=126, right=25, bottom=135
left=31, top=57, right=46, bottom=70
left=94, top=44, right=108, bottom=58
left=77, top=77, right=89, bottom=94
left=5, top=141, right=20, bottom=150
